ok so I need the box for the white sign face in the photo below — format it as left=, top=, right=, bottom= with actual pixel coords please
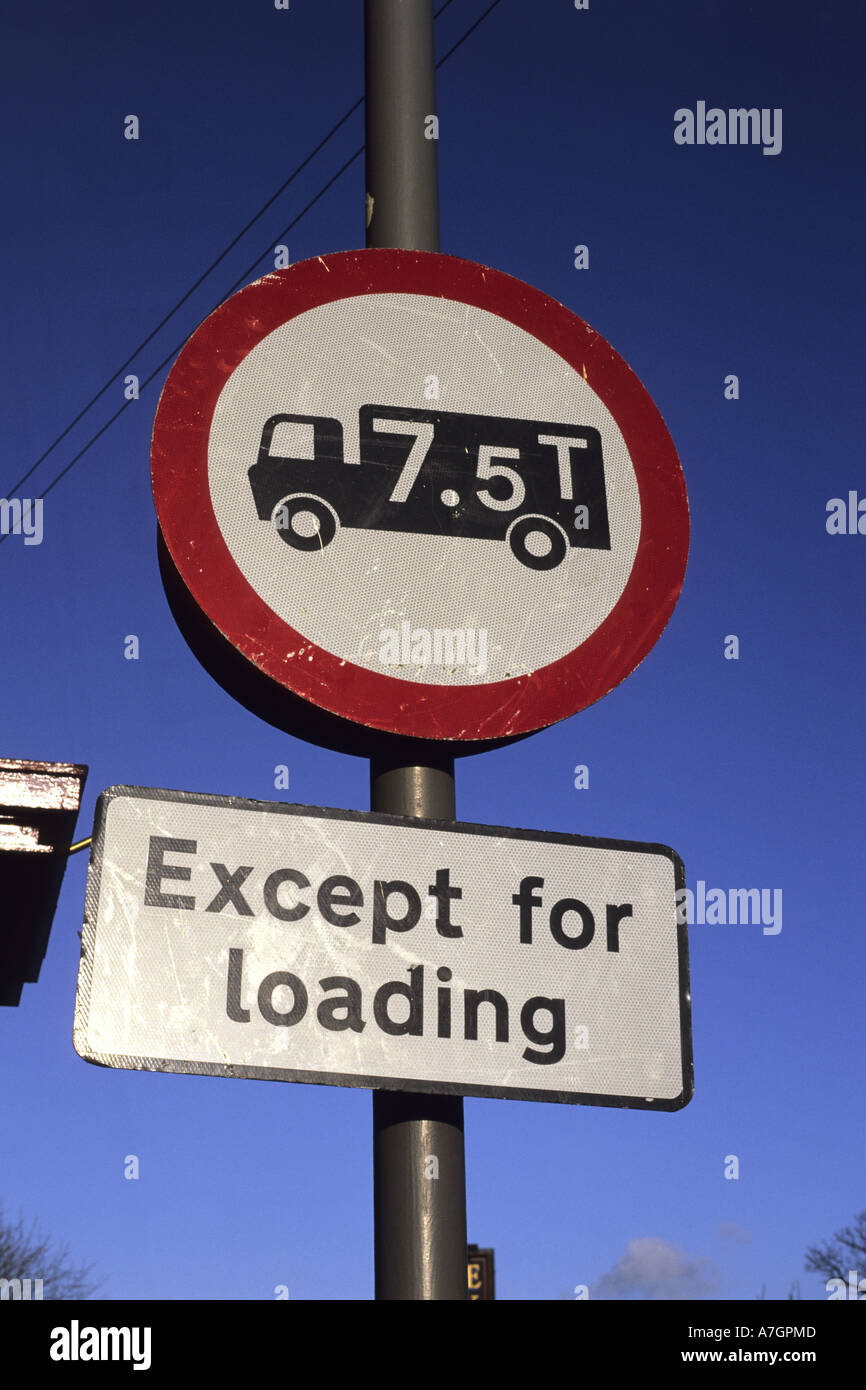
left=208, top=293, right=640, bottom=684
left=74, top=788, right=693, bottom=1110
left=151, top=250, right=689, bottom=740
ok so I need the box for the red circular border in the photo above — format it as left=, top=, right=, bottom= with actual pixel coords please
left=151, top=249, right=689, bottom=741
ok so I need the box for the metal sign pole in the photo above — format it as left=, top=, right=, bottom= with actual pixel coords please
left=365, top=0, right=468, bottom=1301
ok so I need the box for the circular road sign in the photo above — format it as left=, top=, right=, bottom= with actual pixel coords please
left=151, top=249, right=689, bottom=742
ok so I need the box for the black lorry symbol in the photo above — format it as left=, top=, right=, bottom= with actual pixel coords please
left=247, top=403, right=611, bottom=571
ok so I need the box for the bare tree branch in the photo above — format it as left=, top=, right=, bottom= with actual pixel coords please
left=804, top=1210, right=866, bottom=1287
left=0, top=1204, right=101, bottom=1299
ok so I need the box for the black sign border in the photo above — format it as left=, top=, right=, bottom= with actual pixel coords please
left=75, top=785, right=694, bottom=1112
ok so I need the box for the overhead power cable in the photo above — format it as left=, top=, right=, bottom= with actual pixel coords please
left=0, top=0, right=505, bottom=533
left=3, top=97, right=363, bottom=500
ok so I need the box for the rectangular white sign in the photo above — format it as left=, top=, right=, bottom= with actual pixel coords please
left=74, top=787, right=693, bottom=1109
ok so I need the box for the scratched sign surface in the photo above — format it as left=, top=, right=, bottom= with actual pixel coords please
left=151, top=250, right=689, bottom=741
left=73, top=785, right=693, bottom=1110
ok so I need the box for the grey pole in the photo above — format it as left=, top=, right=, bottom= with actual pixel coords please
left=365, top=0, right=440, bottom=252
left=365, top=0, right=468, bottom=1301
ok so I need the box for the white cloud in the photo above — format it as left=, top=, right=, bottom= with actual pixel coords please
left=591, top=1236, right=720, bottom=1301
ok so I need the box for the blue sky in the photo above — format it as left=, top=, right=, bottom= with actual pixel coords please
left=1, top=0, right=863, bottom=1301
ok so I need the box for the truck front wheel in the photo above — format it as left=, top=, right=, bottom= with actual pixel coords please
left=273, top=495, right=338, bottom=551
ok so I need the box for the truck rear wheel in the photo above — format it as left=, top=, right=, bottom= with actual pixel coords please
left=507, top=515, right=568, bottom=571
